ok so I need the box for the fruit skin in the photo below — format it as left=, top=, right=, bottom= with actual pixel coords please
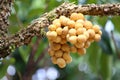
left=70, top=13, right=84, bottom=21
left=48, top=48, right=55, bottom=56
left=56, top=27, right=62, bottom=35
left=53, top=36, right=61, bottom=43
left=48, top=25, right=57, bottom=31
left=75, top=22, right=83, bottom=30
left=55, top=50, right=63, bottom=58
left=68, top=36, right=77, bottom=44
left=84, top=41, right=91, bottom=48
left=61, top=44, right=70, bottom=52
left=60, top=16, right=69, bottom=26
left=67, top=20, right=75, bottom=28
left=94, top=34, right=101, bottom=41
left=77, top=35, right=87, bottom=43
left=77, top=48, right=86, bottom=55
left=87, top=29, right=95, bottom=38
left=70, top=46, right=77, bottom=53
left=76, top=28, right=85, bottom=35
left=51, top=56, right=57, bottom=64
left=75, top=42, right=84, bottom=48
left=93, top=25, right=100, bottom=33
left=57, top=58, right=66, bottom=68
left=63, top=53, right=72, bottom=64
left=53, top=19, right=61, bottom=27
left=50, top=43, right=61, bottom=51
left=83, top=21, right=93, bottom=29
left=62, top=26, right=69, bottom=35
left=68, top=29, right=76, bottom=36
left=49, top=31, right=57, bottom=38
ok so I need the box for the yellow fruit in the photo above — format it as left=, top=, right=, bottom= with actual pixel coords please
left=60, top=38, right=67, bottom=44
left=56, top=27, right=62, bottom=35
left=61, top=34, right=66, bottom=38
left=98, top=30, right=102, bottom=35
left=75, top=22, right=83, bottom=30
left=70, top=13, right=84, bottom=21
left=76, top=19, right=84, bottom=24
left=78, top=13, right=85, bottom=20
left=49, top=31, right=57, bottom=38
left=50, top=43, right=61, bottom=50
left=84, top=41, right=91, bottom=48
left=63, top=53, right=72, bottom=64
left=46, top=31, right=51, bottom=40
left=67, top=20, right=75, bottom=28
left=60, top=16, right=69, bottom=26
left=66, top=34, right=70, bottom=41
left=53, top=36, right=61, bottom=43
left=68, top=29, right=76, bottom=36
left=83, top=31, right=89, bottom=39
left=77, top=48, right=86, bottom=55
left=76, top=28, right=85, bottom=35
left=48, top=48, right=55, bottom=56
left=51, top=56, right=57, bottom=64
left=94, top=34, right=101, bottom=41
left=87, top=29, right=95, bottom=38
left=57, top=58, right=66, bottom=68
left=87, top=38, right=94, bottom=43
left=68, top=36, right=77, bottom=44
left=70, top=46, right=77, bottom=53
left=75, top=42, right=84, bottom=48
left=61, top=44, right=70, bottom=52
left=62, top=26, right=68, bottom=35
left=48, top=25, right=57, bottom=31
left=83, top=21, right=93, bottom=29
left=93, top=25, right=100, bottom=33
left=77, top=35, right=87, bottom=43
left=70, top=13, right=78, bottom=21
left=53, top=19, right=61, bottom=27
left=55, top=50, right=63, bottom=58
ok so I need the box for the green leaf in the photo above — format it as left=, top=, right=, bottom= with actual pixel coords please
left=86, top=0, right=97, bottom=4
left=19, top=45, right=30, bottom=63
left=99, top=29, right=113, bottom=54
left=87, top=42, right=101, bottom=73
left=111, top=16, right=120, bottom=32
left=96, top=16, right=108, bottom=27
left=99, top=53, right=113, bottom=80
left=0, top=64, right=8, bottom=78
left=0, top=58, right=15, bottom=78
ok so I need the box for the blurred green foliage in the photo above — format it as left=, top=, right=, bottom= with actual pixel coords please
left=1, top=0, right=120, bottom=80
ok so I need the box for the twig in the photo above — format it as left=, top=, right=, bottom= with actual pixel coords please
left=1, top=3, right=120, bottom=57
left=22, top=37, right=41, bottom=80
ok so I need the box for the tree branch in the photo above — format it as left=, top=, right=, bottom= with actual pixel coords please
left=0, top=3, right=120, bottom=58
left=0, top=0, right=13, bottom=37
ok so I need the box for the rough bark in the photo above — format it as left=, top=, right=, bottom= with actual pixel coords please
left=0, top=0, right=13, bottom=37
left=0, top=3, right=120, bottom=58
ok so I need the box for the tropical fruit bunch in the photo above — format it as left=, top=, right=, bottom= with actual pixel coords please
left=46, top=13, right=102, bottom=68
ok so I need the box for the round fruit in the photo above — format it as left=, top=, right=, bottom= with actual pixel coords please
left=51, top=56, right=57, bottom=64
left=56, top=27, right=62, bottom=35
left=77, top=48, right=86, bottom=55
left=68, top=29, right=76, bottom=36
left=57, top=58, right=66, bottom=68
left=84, top=21, right=93, bottom=29
left=68, top=36, right=77, bottom=44
left=94, top=34, right=101, bottom=41
left=55, top=50, right=63, bottom=58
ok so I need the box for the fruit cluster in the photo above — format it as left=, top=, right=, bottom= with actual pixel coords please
left=46, top=13, right=102, bottom=68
